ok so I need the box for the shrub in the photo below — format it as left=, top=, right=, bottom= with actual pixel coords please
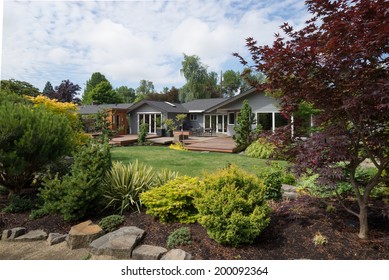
left=258, top=164, right=283, bottom=201
left=99, top=215, right=125, bottom=232
left=140, top=176, right=200, bottom=223
left=103, top=160, right=155, bottom=214
left=39, top=139, right=111, bottom=221
left=3, top=195, right=35, bottom=213
left=138, top=123, right=149, bottom=145
left=169, top=142, right=188, bottom=151
left=167, top=227, right=192, bottom=249
left=195, top=165, right=270, bottom=246
left=233, top=99, right=255, bottom=149
left=245, top=138, right=275, bottom=159
left=0, top=96, right=76, bottom=195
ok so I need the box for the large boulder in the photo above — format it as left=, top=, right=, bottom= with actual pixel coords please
left=66, top=220, right=104, bottom=249
left=89, top=226, right=145, bottom=259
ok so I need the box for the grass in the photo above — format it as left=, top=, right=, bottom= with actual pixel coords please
left=111, top=146, right=286, bottom=177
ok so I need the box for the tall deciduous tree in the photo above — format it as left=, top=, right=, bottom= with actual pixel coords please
left=0, top=79, right=40, bottom=97
left=90, top=81, right=123, bottom=104
left=115, top=86, right=136, bottom=103
left=179, top=54, right=219, bottom=102
left=222, top=70, right=241, bottom=97
left=54, top=80, right=81, bottom=102
left=235, top=0, right=389, bottom=239
left=82, top=72, right=110, bottom=104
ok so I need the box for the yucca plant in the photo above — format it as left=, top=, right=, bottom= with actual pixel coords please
left=155, top=169, right=179, bottom=187
left=103, top=160, right=156, bottom=214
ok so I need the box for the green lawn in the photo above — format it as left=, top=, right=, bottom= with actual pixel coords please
left=111, top=146, right=286, bottom=177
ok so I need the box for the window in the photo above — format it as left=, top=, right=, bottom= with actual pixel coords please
left=257, top=113, right=272, bottom=130
left=228, top=112, right=235, bottom=125
left=116, top=115, right=120, bottom=127
left=275, top=113, right=288, bottom=128
left=190, top=114, right=198, bottom=121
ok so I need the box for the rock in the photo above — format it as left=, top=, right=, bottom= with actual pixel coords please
left=89, top=226, right=145, bottom=259
left=14, top=230, right=48, bottom=242
left=283, top=192, right=298, bottom=200
left=47, top=233, right=68, bottom=246
left=2, top=227, right=26, bottom=241
left=161, top=249, right=192, bottom=260
left=66, top=220, right=104, bottom=249
left=132, top=245, right=168, bottom=260
left=282, top=184, right=298, bottom=193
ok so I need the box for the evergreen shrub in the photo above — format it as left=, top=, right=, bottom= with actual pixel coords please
left=99, top=215, right=125, bottom=232
left=167, top=227, right=192, bottom=249
left=195, top=165, right=270, bottom=246
left=141, top=176, right=200, bottom=223
left=39, top=139, right=111, bottom=221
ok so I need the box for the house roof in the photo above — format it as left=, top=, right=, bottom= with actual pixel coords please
left=205, top=87, right=258, bottom=112
left=78, top=103, right=133, bottom=115
left=182, top=98, right=227, bottom=112
left=127, top=100, right=188, bottom=113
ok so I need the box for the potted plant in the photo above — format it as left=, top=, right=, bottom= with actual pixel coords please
left=163, top=118, right=176, bottom=137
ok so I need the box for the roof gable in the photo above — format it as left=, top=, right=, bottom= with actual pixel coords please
left=127, top=100, right=188, bottom=113
left=182, top=98, right=227, bottom=112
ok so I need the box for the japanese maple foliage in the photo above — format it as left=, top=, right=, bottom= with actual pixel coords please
left=235, top=0, right=389, bottom=239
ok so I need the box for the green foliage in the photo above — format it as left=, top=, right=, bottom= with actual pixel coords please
left=82, top=72, right=110, bottom=105
left=313, top=232, right=327, bottom=246
left=99, top=215, right=125, bottom=232
left=90, top=81, right=123, bottom=105
left=233, top=99, right=255, bottom=149
left=245, top=138, right=275, bottom=159
left=95, top=109, right=116, bottom=140
left=0, top=79, right=40, bottom=97
left=138, top=123, right=149, bottom=145
left=0, top=96, right=76, bottom=195
left=2, top=195, right=35, bottom=213
left=154, top=169, right=179, bottom=187
left=195, top=165, right=270, bottom=246
left=29, top=208, right=48, bottom=220
left=102, top=160, right=155, bottom=214
left=167, top=227, right=192, bottom=249
left=39, top=139, right=111, bottom=221
left=258, top=164, right=283, bottom=201
left=141, top=176, right=200, bottom=224
left=163, top=118, right=176, bottom=134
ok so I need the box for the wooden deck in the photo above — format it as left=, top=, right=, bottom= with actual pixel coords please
left=184, top=136, right=237, bottom=153
left=110, top=134, right=238, bottom=153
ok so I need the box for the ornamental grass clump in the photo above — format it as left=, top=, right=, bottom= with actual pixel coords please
left=102, top=160, right=155, bottom=214
left=195, top=164, right=270, bottom=246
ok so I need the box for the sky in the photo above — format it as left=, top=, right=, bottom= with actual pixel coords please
left=1, top=0, right=311, bottom=94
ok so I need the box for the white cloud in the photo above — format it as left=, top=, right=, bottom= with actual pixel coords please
left=1, top=0, right=310, bottom=92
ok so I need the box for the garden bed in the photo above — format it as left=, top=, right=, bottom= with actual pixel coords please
left=1, top=195, right=388, bottom=260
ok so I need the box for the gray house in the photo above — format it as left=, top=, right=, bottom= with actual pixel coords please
left=78, top=88, right=288, bottom=136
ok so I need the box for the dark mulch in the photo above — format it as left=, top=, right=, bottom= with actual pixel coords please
left=1, top=195, right=388, bottom=260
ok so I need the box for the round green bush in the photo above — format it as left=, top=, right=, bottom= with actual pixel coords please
left=195, top=165, right=270, bottom=246
left=167, top=227, right=192, bottom=249
left=99, top=215, right=125, bottom=232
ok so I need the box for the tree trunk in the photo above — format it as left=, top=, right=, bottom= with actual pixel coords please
left=358, top=203, right=369, bottom=239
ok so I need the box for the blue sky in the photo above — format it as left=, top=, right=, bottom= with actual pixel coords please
left=1, top=0, right=311, bottom=93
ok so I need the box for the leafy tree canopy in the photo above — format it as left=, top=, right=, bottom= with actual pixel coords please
left=82, top=72, right=110, bottom=104
left=90, top=80, right=123, bottom=104
left=235, top=0, right=389, bottom=239
left=0, top=79, right=40, bottom=97
left=54, top=79, right=81, bottom=103
left=179, top=54, right=220, bottom=102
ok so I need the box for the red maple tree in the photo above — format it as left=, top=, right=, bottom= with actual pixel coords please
left=235, top=0, right=389, bottom=239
